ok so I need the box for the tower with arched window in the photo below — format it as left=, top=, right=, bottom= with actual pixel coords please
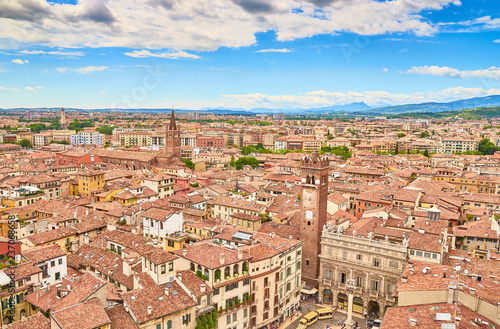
left=299, top=151, right=329, bottom=287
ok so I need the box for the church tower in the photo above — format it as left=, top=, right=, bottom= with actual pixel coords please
left=60, top=108, right=68, bottom=129
left=299, top=151, right=329, bottom=287
left=165, top=109, right=180, bottom=156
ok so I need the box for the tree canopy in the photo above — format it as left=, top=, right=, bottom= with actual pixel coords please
left=478, top=138, right=496, bottom=155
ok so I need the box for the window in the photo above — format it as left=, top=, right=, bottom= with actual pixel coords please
left=389, top=261, right=398, bottom=268
left=410, top=250, right=415, bottom=255
left=340, top=272, right=347, bottom=284
left=51, top=261, right=55, bottom=267
left=342, top=251, right=347, bottom=260
left=161, top=265, right=166, bottom=274
left=416, top=251, right=423, bottom=257
left=386, top=283, right=394, bottom=295
left=233, top=313, right=237, bottom=322
left=167, top=240, right=174, bottom=248
left=305, top=259, right=309, bottom=266
left=356, top=254, right=362, bottom=261
left=58, top=258, right=63, bottom=265
left=370, top=280, right=379, bottom=291
left=424, top=252, right=431, bottom=258
left=372, top=258, right=381, bottom=267
left=356, top=276, right=363, bottom=288
left=156, top=324, right=162, bottom=329
left=227, top=315, right=231, bottom=324
left=324, top=269, right=332, bottom=280
left=55, top=272, right=60, bottom=280
left=168, top=262, right=174, bottom=271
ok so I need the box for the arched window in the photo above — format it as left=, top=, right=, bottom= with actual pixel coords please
left=224, top=266, right=230, bottom=278
left=215, top=269, right=221, bottom=281
left=312, top=176, right=315, bottom=184
left=167, top=320, right=172, bottom=329
left=233, top=264, right=239, bottom=275
left=190, top=262, right=195, bottom=271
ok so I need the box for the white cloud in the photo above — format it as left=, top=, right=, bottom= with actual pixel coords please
left=167, top=87, right=500, bottom=109
left=25, top=86, right=36, bottom=91
left=0, top=0, right=461, bottom=51
left=35, top=86, right=43, bottom=89
left=495, top=39, right=500, bottom=44
left=99, top=91, right=106, bottom=94
left=405, top=65, right=500, bottom=80
left=12, top=58, right=28, bottom=64
left=20, top=49, right=85, bottom=56
left=123, top=50, right=200, bottom=59
left=0, top=87, right=19, bottom=91
left=255, top=48, right=294, bottom=53
left=56, top=66, right=108, bottom=74
left=75, top=66, right=108, bottom=74
left=383, top=68, right=388, bottom=72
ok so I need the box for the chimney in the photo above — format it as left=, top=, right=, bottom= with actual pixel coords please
left=178, top=273, right=182, bottom=281
left=147, top=306, right=152, bottom=314
left=200, top=284, right=206, bottom=293
left=183, top=249, right=187, bottom=256
left=455, top=317, right=461, bottom=327
left=410, top=269, right=414, bottom=275
left=409, top=319, right=417, bottom=327
left=238, top=248, right=243, bottom=260
left=470, top=288, right=476, bottom=296
left=401, top=276, right=408, bottom=283
left=165, top=288, right=169, bottom=296
left=220, top=253, right=225, bottom=265
left=67, top=285, right=71, bottom=291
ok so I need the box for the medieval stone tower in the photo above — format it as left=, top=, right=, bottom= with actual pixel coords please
left=165, top=109, right=180, bottom=156
left=299, top=151, right=329, bottom=287
left=60, top=108, right=68, bottom=129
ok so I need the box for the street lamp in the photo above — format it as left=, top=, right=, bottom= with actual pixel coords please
left=345, top=279, right=356, bottom=328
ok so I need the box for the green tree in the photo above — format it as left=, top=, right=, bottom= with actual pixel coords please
left=230, top=155, right=235, bottom=167
left=423, top=149, right=429, bottom=157
left=478, top=138, right=496, bottom=155
left=16, top=139, right=32, bottom=148
left=419, top=131, right=430, bottom=138
left=234, top=156, right=259, bottom=170
left=182, top=159, right=195, bottom=170
left=28, top=123, right=46, bottom=133
left=397, top=133, right=406, bottom=138
left=96, top=125, right=115, bottom=135
left=394, top=142, right=399, bottom=155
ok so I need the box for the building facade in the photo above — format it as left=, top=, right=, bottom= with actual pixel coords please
left=318, top=225, right=408, bottom=317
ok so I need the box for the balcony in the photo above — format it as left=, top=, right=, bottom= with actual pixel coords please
left=385, top=295, right=395, bottom=303
left=370, top=290, right=379, bottom=298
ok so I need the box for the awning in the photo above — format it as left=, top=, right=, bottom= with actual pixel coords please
left=300, top=287, right=318, bottom=295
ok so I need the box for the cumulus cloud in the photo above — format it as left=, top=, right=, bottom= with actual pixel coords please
left=123, top=50, right=201, bottom=59
left=12, top=58, right=28, bottom=64
left=405, top=65, right=500, bottom=80
left=20, top=49, right=84, bottom=56
left=168, top=87, right=500, bottom=109
left=495, top=39, right=500, bottom=44
left=0, top=87, right=19, bottom=91
left=0, top=0, right=461, bottom=51
left=255, top=48, right=294, bottom=52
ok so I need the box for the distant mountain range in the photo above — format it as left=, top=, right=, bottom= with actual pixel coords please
left=4, top=95, right=500, bottom=116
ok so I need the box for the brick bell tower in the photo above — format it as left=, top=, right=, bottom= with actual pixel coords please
left=299, top=151, right=329, bottom=288
left=165, top=109, right=180, bottom=156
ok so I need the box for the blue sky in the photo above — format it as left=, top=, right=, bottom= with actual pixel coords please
left=0, top=0, right=499, bottom=110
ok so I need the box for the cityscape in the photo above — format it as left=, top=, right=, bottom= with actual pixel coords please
left=1, top=1, right=500, bottom=329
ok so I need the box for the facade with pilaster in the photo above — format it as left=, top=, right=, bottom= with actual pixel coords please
left=318, top=225, right=408, bottom=317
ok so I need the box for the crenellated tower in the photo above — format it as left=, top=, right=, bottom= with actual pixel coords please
left=299, top=151, right=329, bottom=287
